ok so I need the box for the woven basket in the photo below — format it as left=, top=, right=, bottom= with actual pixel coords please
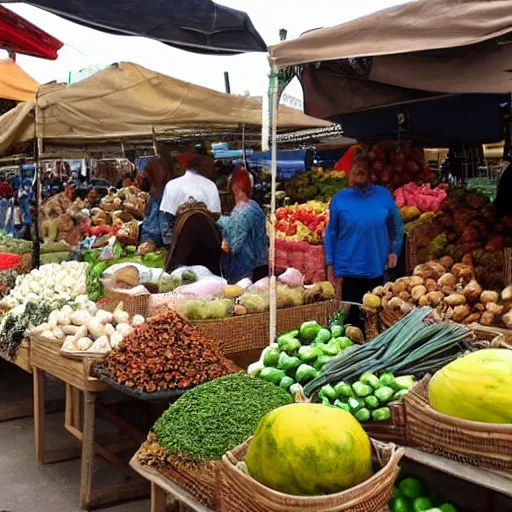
left=379, top=309, right=404, bottom=331
left=106, top=290, right=150, bottom=317
left=404, top=375, right=512, bottom=472
left=218, top=438, right=403, bottom=512
left=361, top=306, right=380, bottom=341
left=137, top=432, right=218, bottom=509
left=193, top=300, right=340, bottom=356
left=363, top=402, right=407, bottom=445
left=504, top=248, right=512, bottom=286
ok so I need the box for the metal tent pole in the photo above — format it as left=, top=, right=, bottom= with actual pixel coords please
left=268, top=67, right=280, bottom=345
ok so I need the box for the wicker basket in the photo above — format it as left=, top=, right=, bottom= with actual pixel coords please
left=137, top=432, right=218, bottom=509
left=361, top=306, right=380, bottom=341
left=217, top=438, right=403, bottom=512
left=504, top=248, right=512, bottom=286
left=379, top=309, right=404, bottom=332
left=192, top=300, right=340, bottom=356
left=404, top=375, right=512, bottom=472
left=363, top=403, right=407, bottom=445
left=105, top=290, right=150, bottom=317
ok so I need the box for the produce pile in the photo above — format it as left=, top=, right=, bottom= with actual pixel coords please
left=275, top=201, right=328, bottom=244
left=316, top=371, right=417, bottom=424
left=147, top=374, right=292, bottom=461
left=305, top=308, right=470, bottom=396
left=93, top=308, right=236, bottom=393
left=0, top=301, right=53, bottom=359
left=284, top=168, right=348, bottom=203
left=364, top=260, right=512, bottom=327
left=0, top=261, right=87, bottom=309
left=429, top=348, right=512, bottom=424
left=41, top=186, right=148, bottom=248
left=172, top=270, right=335, bottom=321
left=245, top=403, right=373, bottom=496
left=426, top=190, right=511, bottom=290
left=369, top=142, right=435, bottom=189
left=32, top=297, right=145, bottom=355
left=84, top=243, right=165, bottom=301
left=0, top=232, right=32, bottom=255
left=248, top=320, right=362, bottom=393
left=390, top=476, right=457, bottom=512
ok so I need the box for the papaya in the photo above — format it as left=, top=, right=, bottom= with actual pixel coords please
left=246, top=403, right=372, bottom=495
left=428, top=349, right=512, bottom=424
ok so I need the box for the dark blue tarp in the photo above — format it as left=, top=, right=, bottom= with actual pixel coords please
left=26, top=0, right=266, bottom=54
left=333, top=94, right=510, bottom=145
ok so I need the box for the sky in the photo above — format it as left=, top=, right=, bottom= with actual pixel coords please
left=1, top=0, right=409, bottom=107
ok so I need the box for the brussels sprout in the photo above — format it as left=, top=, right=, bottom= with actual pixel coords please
left=334, top=381, right=354, bottom=399
left=352, top=381, right=373, bottom=398
left=335, top=336, right=353, bottom=350
left=374, top=386, right=395, bottom=403
left=318, top=384, right=337, bottom=401
left=279, top=376, right=294, bottom=392
left=277, top=352, right=301, bottom=372
left=371, top=407, right=391, bottom=422
left=259, top=367, right=286, bottom=385
left=314, top=355, right=332, bottom=370
left=299, top=321, right=321, bottom=342
left=295, top=364, right=319, bottom=383
left=262, top=347, right=280, bottom=367
left=360, top=372, right=380, bottom=389
left=364, top=395, right=380, bottom=409
left=334, top=399, right=351, bottom=413
left=298, top=345, right=322, bottom=362
left=379, top=371, right=396, bottom=387
left=318, top=340, right=341, bottom=356
left=330, top=324, right=344, bottom=338
left=277, top=334, right=301, bottom=354
left=394, top=375, right=417, bottom=390
left=354, top=407, right=371, bottom=422
left=314, top=328, right=332, bottom=344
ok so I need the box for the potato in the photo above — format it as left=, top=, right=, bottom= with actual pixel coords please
left=445, top=294, right=466, bottom=306
left=409, top=276, right=425, bottom=290
left=411, top=285, right=427, bottom=301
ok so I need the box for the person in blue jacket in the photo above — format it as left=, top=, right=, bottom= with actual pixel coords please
left=325, top=154, right=404, bottom=326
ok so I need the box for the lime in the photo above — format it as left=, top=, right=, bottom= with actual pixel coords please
left=413, top=497, right=434, bottom=512
left=393, top=497, right=412, bottom=512
left=439, top=504, right=457, bottom=512
left=399, top=477, right=424, bottom=499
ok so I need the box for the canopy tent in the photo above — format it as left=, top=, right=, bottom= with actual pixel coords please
left=0, top=59, right=39, bottom=102
left=0, top=62, right=332, bottom=156
left=268, top=0, right=512, bottom=117
left=18, top=0, right=266, bottom=55
left=0, top=4, right=63, bottom=60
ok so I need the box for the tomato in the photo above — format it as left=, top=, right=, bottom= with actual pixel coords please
left=276, top=207, right=288, bottom=220
left=285, top=223, right=297, bottom=236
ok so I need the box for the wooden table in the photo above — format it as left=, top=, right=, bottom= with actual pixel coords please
left=130, top=455, right=212, bottom=512
left=405, top=448, right=512, bottom=498
left=30, top=337, right=149, bottom=509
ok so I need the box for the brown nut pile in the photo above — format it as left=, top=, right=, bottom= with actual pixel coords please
left=93, top=309, right=236, bottom=393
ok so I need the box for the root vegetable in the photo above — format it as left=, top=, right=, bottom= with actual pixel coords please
left=426, top=291, right=443, bottom=306
left=462, top=280, right=483, bottom=303
left=113, top=309, right=130, bottom=325
left=437, top=273, right=456, bottom=289
left=381, top=292, right=393, bottom=309
left=462, top=313, right=481, bottom=324
left=411, top=285, right=427, bottom=301
left=445, top=294, right=466, bottom=306
left=132, top=314, right=145, bottom=326
left=409, top=276, right=424, bottom=289
left=391, top=281, right=407, bottom=295
left=116, top=323, right=134, bottom=337
left=480, top=291, right=499, bottom=304
left=63, top=325, right=80, bottom=336
left=451, top=304, right=471, bottom=322
left=502, top=310, right=512, bottom=329
left=388, top=297, right=404, bottom=310
left=480, top=311, right=495, bottom=326
left=418, top=295, right=429, bottom=307
left=452, top=263, right=473, bottom=283
left=486, top=302, right=504, bottom=316
left=105, top=323, right=115, bottom=337
left=76, top=337, right=93, bottom=351
left=87, top=318, right=105, bottom=340
left=398, top=291, right=410, bottom=301
left=372, top=286, right=384, bottom=296
left=425, top=278, right=438, bottom=293
left=400, top=302, right=414, bottom=314
left=501, top=286, right=512, bottom=302
left=96, top=310, right=114, bottom=325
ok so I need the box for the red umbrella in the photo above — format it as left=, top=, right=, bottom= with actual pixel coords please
left=0, top=5, right=63, bottom=60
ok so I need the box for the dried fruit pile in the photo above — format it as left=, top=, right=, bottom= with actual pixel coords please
left=93, top=309, right=235, bottom=393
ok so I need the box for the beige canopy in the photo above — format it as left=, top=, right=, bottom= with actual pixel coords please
left=270, top=0, right=512, bottom=69
left=268, top=0, right=512, bottom=118
left=0, top=61, right=332, bottom=155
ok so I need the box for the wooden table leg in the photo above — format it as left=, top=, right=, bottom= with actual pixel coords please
left=80, top=391, right=97, bottom=509
left=33, top=367, right=46, bottom=464
left=151, top=483, right=166, bottom=512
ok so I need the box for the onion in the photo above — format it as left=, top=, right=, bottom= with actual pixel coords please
left=462, top=280, right=483, bottom=303
left=501, top=286, right=512, bottom=302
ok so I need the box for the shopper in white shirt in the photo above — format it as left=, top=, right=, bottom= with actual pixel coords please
left=159, top=155, right=221, bottom=245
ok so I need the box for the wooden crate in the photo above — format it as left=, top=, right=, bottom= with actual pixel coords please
left=2, top=338, right=32, bottom=374
left=30, top=334, right=107, bottom=392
